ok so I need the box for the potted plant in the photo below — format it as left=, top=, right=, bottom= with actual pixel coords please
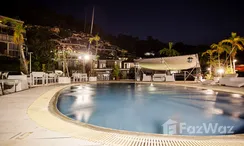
left=112, top=65, right=120, bottom=80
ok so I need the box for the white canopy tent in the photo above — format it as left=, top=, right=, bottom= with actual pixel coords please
left=134, top=54, right=200, bottom=70
left=134, top=54, right=201, bottom=81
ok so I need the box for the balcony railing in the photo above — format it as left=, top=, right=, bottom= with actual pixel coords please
left=0, top=34, right=13, bottom=43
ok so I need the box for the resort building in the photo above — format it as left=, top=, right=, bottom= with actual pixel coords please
left=0, top=15, right=26, bottom=57
left=55, top=32, right=135, bottom=79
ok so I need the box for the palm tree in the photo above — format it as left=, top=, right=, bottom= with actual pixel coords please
left=220, top=32, right=244, bottom=73
left=159, top=42, right=180, bottom=57
left=120, top=49, right=128, bottom=57
left=89, top=34, right=100, bottom=56
left=210, top=43, right=224, bottom=68
left=2, top=18, right=28, bottom=73
left=202, top=49, right=216, bottom=76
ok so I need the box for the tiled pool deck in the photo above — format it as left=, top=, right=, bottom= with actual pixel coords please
left=0, top=81, right=244, bottom=146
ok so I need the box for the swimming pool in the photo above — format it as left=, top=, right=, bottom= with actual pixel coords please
left=57, top=83, right=244, bottom=136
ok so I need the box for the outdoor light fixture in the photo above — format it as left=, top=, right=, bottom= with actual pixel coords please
left=84, top=54, right=90, bottom=60
left=78, top=56, right=82, bottom=60
left=217, top=68, right=224, bottom=74
left=233, top=59, right=237, bottom=63
left=144, top=52, right=155, bottom=56
left=144, top=52, right=150, bottom=56
left=187, top=57, right=193, bottom=63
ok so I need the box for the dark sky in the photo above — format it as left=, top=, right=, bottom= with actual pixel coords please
left=5, top=0, right=244, bottom=45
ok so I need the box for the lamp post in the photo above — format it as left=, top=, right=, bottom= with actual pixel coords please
left=28, top=52, right=33, bottom=74
left=84, top=54, right=91, bottom=75
left=233, top=59, right=237, bottom=73
left=78, top=56, right=84, bottom=73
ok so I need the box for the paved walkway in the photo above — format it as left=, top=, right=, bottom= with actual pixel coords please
left=0, top=85, right=99, bottom=146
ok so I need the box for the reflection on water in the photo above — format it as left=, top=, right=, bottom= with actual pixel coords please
left=202, top=89, right=215, bottom=95
left=57, top=83, right=244, bottom=135
left=58, top=85, right=95, bottom=123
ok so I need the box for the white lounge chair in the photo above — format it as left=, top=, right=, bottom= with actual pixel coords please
left=222, top=77, right=244, bottom=87
left=0, top=79, right=19, bottom=95
left=8, top=74, right=28, bottom=91
left=219, top=74, right=244, bottom=87
left=55, top=70, right=63, bottom=77
left=153, top=74, right=166, bottom=82
left=142, top=74, right=151, bottom=81
left=202, top=80, right=217, bottom=85
left=165, top=74, right=175, bottom=81
left=219, top=74, right=238, bottom=86
left=202, top=77, right=220, bottom=85
left=89, top=76, right=97, bottom=81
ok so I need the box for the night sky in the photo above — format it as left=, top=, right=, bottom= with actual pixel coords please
left=4, top=0, right=244, bottom=45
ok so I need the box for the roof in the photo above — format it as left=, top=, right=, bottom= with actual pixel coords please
left=0, top=15, right=24, bottom=24
left=134, top=54, right=200, bottom=70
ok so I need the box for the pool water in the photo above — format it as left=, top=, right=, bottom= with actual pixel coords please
left=57, top=83, right=244, bottom=136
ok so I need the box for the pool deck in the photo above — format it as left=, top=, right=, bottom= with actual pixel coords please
left=0, top=81, right=244, bottom=146
left=0, top=85, right=99, bottom=146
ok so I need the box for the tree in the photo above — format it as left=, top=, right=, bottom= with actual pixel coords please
left=220, top=32, right=244, bottom=73
left=119, top=49, right=128, bottom=57
left=210, top=43, right=225, bottom=68
left=3, top=18, right=28, bottom=74
left=159, top=42, right=180, bottom=57
left=112, top=64, right=120, bottom=80
left=202, top=49, right=216, bottom=76
left=26, top=26, right=57, bottom=72
left=89, top=34, right=100, bottom=56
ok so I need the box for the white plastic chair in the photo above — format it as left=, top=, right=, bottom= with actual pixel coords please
left=31, top=72, right=45, bottom=85
left=103, top=74, right=110, bottom=80
left=48, top=73, right=57, bottom=83
left=81, top=74, right=88, bottom=81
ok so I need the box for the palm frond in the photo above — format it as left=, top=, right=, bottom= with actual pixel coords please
left=168, top=42, right=173, bottom=49
left=94, top=34, right=100, bottom=41
left=235, top=43, right=244, bottom=51
left=202, top=49, right=216, bottom=56
left=89, top=37, right=94, bottom=43
left=159, top=48, right=168, bottom=55
left=231, top=32, right=237, bottom=38
left=210, top=43, right=218, bottom=49
left=220, top=39, right=232, bottom=45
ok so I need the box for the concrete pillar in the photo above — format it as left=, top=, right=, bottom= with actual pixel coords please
left=6, top=43, right=9, bottom=55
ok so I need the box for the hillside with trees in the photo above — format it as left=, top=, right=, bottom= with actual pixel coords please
left=1, top=3, right=244, bottom=75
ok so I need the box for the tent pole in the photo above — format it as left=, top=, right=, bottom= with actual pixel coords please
left=134, top=63, right=137, bottom=81
left=185, top=67, right=195, bottom=81
left=184, top=71, right=186, bottom=82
